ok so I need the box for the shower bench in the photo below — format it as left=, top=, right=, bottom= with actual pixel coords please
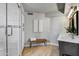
left=29, top=38, right=48, bottom=48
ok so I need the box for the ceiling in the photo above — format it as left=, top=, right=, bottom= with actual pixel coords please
left=22, top=3, right=77, bottom=14
left=22, top=3, right=64, bottom=13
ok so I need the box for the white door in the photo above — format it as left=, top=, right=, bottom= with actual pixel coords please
left=7, top=3, right=21, bottom=56
left=0, top=3, right=6, bottom=56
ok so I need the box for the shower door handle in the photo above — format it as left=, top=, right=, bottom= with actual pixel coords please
left=7, top=25, right=13, bottom=36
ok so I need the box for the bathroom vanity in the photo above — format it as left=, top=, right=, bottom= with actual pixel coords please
left=58, top=33, right=79, bottom=56
left=58, top=7, right=79, bottom=56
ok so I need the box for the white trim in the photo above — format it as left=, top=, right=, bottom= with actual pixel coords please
left=47, top=42, right=59, bottom=46
left=24, top=42, right=59, bottom=47
left=19, top=47, right=24, bottom=56
left=24, top=43, right=30, bottom=47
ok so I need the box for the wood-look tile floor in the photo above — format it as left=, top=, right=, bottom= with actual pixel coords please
left=22, top=45, right=59, bottom=56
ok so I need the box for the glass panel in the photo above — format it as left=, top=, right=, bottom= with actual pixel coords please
left=0, top=3, right=6, bottom=56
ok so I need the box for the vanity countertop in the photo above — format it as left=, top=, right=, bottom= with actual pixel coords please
left=58, top=33, right=79, bottom=44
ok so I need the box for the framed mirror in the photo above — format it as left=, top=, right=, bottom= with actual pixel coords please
left=73, top=11, right=78, bottom=35
left=68, top=5, right=78, bottom=35
left=69, top=11, right=78, bottom=35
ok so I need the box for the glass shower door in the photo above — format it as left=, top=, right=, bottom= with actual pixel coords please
left=0, top=3, right=6, bottom=56
left=7, top=3, right=21, bottom=56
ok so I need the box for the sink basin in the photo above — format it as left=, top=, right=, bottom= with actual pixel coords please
left=58, top=33, right=79, bottom=44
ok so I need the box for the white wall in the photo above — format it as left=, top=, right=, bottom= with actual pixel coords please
left=46, top=12, right=69, bottom=45
left=24, top=13, right=48, bottom=46
left=24, top=11, right=68, bottom=46
left=77, top=4, right=79, bottom=10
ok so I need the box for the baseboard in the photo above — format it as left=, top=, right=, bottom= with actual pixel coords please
left=47, top=42, right=59, bottom=46
left=24, top=42, right=59, bottom=47
left=24, top=44, right=30, bottom=47
left=19, top=47, right=24, bottom=56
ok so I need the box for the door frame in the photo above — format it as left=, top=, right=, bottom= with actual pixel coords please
left=6, top=3, right=8, bottom=56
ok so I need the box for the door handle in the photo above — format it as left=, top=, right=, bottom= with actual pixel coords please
left=8, top=25, right=13, bottom=36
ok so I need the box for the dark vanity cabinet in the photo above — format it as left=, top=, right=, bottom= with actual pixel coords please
left=59, top=41, right=79, bottom=56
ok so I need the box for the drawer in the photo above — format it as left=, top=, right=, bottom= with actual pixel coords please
left=59, top=41, right=77, bottom=56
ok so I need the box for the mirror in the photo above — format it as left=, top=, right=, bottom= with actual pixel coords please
left=69, top=11, right=78, bottom=35
left=67, top=5, right=78, bottom=35
left=73, top=11, right=78, bottom=35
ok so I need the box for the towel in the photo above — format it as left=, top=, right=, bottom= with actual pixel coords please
left=30, top=38, right=36, bottom=41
